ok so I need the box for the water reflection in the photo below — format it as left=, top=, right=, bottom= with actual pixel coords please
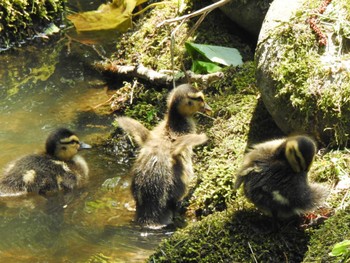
left=0, top=13, right=167, bottom=263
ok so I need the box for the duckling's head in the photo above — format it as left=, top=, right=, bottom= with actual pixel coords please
left=167, top=84, right=211, bottom=117
left=284, top=135, right=316, bottom=173
left=45, top=128, right=91, bottom=161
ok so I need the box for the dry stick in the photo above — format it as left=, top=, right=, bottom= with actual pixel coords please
left=339, top=188, right=349, bottom=210
left=93, top=95, right=115, bottom=109
left=130, top=79, right=138, bottom=104
left=157, top=0, right=231, bottom=28
left=248, top=242, right=258, bottom=263
left=181, top=10, right=210, bottom=45
left=94, top=62, right=224, bottom=86
left=132, top=2, right=172, bottom=17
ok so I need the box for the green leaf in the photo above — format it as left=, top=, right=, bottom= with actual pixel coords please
left=329, top=240, right=350, bottom=257
left=192, top=60, right=222, bottom=74
left=185, top=42, right=243, bottom=72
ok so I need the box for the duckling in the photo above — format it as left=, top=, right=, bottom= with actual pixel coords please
left=0, top=128, right=91, bottom=196
left=235, top=135, right=327, bottom=221
left=117, top=83, right=211, bottom=227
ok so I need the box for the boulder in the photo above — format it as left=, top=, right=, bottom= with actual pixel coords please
left=255, top=0, right=350, bottom=147
left=216, top=0, right=273, bottom=37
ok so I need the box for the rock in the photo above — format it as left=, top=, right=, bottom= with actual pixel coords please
left=215, top=0, right=273, bottom=37
left=255, top=0, right=350, bottom=147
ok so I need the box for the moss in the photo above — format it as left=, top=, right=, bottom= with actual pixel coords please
left=303, top=206, right=350, bottom=262
left=150, top=206, right=310, bottom=262
left=109, top=81, right=168, bottom=129
left=112, top=0, right=191, bottom=71
left=0, top=0, right=65, bottom=49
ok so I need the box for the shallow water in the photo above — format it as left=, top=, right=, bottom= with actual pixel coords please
left=0, top=3, right=169, bottom=262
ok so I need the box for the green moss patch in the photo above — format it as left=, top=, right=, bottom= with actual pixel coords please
left=150, top=207, right=310, bottom=262
left=303, top=206, right=350, bottom=262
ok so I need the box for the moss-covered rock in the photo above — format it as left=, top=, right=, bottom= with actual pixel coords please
left=256, top=0, right=350, bottom=147
left=0, top=0, right=65, bottom=49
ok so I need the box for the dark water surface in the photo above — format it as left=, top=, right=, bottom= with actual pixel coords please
left=0, top=1, right=168, bottom=262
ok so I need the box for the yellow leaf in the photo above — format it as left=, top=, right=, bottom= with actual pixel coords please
left=67, top=0, right=147, bottom=32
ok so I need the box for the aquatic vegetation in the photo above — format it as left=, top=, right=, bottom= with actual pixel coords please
left=0, top=0, right=65, bottom=49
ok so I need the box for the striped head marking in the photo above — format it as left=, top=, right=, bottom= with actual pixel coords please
left=46, top=128, right=81, bottom=161
left=285, top=136, right=316, bottom=173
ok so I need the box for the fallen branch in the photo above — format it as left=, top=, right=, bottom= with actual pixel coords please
left=94, top=61, right=224, bottom=87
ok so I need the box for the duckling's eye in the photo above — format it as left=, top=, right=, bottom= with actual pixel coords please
left=60, top=140, right=80, bottom=145
left=61, top=140, right=80, bottom=150
left=188, top=100, right=193, bottom=106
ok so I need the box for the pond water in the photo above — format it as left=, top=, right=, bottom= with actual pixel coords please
left=0, top=1, right=169, bottom=262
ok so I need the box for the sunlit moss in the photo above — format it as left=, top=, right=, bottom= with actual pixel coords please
left=150, top=206, right=310, bottom=262
left=303, top=206, right=350, bottom=262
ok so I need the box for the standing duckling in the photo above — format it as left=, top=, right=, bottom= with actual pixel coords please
left=235, top=135, right=327, bottom=220
left=0, top=128, right=91, bottom=196
left=117, top=83, right=211, bottom=227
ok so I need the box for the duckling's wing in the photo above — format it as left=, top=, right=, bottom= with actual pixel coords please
left=171, top=133, right=207, bottom=156
left=117, top=117, right=150, bottom=146
left=234, top=175, right=244, bottom=189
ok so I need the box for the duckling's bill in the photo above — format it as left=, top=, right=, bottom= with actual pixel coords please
left=79, top=142, right=92, bottom=150
left=202, top=102, right=212, bottom=115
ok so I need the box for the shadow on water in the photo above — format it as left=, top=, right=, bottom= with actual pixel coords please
left=0, top=4, right=169, bottom=261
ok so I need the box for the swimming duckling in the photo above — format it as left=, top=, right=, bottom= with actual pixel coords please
left=117, top=83, right=211, bottom=227
left=235, top=135, right=327, bottom=221
left=0, top=128, right=91, bottom=196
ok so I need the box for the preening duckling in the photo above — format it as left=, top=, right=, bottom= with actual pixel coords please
left=117, top=83, right=211, bottom=227
left=0, top=128, right=91, bottom=196
left=235, top=135, right=327, bottom=220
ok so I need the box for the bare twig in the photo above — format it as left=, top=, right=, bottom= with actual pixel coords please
left=130, top=79, right=138, bottom=104
left=132, top=2, right=172, bottom=17
left=248, top=242, right=258, bottom=263
left=93, top=95, right=115, bottom=109
left=157, top=0, right=231, bottom=27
